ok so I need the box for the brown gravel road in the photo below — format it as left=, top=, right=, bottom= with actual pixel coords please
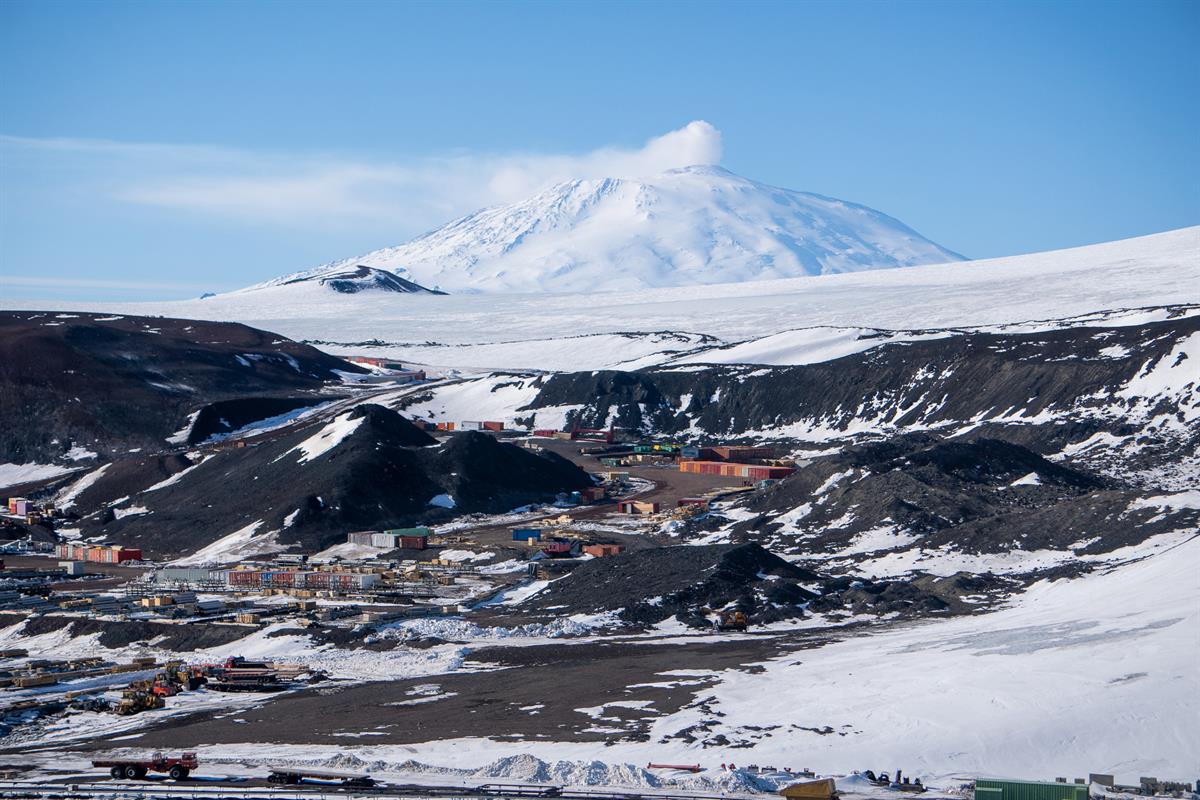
left=74, top=632, right=820, bottom=752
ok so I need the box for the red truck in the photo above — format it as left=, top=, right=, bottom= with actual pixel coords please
left=92, top=751, right=198, bottom=780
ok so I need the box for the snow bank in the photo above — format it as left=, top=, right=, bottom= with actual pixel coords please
left=0, top=462, right=76, bottom=490
left=282, top=413, right=364, bottom=464
left=171, top=520, right=285, bottom=565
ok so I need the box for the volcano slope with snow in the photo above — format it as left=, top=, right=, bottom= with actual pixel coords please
left=310, top=165, right=964, bottom=292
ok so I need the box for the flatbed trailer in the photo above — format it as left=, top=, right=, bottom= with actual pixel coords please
left=91, top=751, right=197, bottom=780
left=266, top=767, right=376, bottom=787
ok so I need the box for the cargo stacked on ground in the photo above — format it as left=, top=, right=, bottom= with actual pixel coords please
left=152, top=565, right=378, bottom=593
left=618, top=500, right=661, bottom=514
left=679, top=460, right=795, bottom=479
left=54, top=543, right=142, bottom=563
left=347, top=527, right=430, bottom=550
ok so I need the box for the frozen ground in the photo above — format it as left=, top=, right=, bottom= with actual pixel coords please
left=3, top=528, right=1196, bottom=777
left=5, top=227, right=1197, bottom=372
left=0, top=462, right=81, bottom=492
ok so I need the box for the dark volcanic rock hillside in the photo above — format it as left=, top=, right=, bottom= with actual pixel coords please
left=522, top=313, right=1199, bottom=487
left=523, top=543, right=819, bottom=627
left=712, top=432, right=1199, bottom=578
left=512, top=543, right=1005, bottom=629
left=0, top=311, right=364, bottom=464
left=61, top=404, right=591, bottom=558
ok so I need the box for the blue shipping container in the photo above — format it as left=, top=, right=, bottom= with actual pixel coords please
left=512, top=528, right=542, bottom=541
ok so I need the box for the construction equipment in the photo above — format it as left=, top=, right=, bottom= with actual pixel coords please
left=198, top=655, right=287, bottom=691
left=716, top=610, right=748, bottom=631
left=92, top=751, right=197, bottom=780
left=70, top=696, right=111, bottom=713
left=863, top=771, right=926, bottom=793
left=114, top=681, right=166, bottom=716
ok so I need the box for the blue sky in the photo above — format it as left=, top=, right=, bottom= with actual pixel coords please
left=1, top=0, right=1197, bottom=301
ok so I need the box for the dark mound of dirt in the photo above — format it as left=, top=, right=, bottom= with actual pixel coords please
left=812, top=571, right=1015, bottom=616
left=856, top=436, right=1106, bottom=490
left=72, top=405, right=591, bottom=557
left=415, top=430, right=593, bottom=511
left=349, top=403, right=438, bottom=447
left=16, top=614, right=252, bottom=650
left=524, top=543, right=821, bottom=628
left=0, top=311, right=363, bottom=463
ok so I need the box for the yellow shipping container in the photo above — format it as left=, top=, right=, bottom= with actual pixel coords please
left=780, top=779, right=838, bottom=800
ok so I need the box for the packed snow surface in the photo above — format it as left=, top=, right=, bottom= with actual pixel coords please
left=148, top=534, right=1196, bottom=778
left=283, top=412, right=364, bottom=464
left=16, top=227, right=1197, bottom=373
left=0, top=462, right=77, bottom=491
left=170, top=520, right=284, bottom=565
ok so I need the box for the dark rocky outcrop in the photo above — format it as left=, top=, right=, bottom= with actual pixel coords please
left=67, top=405, right=590, bottom=557
left=520, top=315, right=1199, bottom=465
left=0, top=311, right=363, bottom=463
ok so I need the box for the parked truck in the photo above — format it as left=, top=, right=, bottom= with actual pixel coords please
left=92, top=751, right=197, bottom=780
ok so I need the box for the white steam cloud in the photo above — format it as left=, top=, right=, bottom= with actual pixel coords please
left=2, top=121, right=722, bottom=235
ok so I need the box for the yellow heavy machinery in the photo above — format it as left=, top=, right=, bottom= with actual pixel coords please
left=716, top=611, right=748, bottom=631
left=115, top=681, right=167, bottom=716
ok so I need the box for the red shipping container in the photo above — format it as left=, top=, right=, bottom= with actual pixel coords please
left=229, top=571, right=262, bottom=586
left=399, top=536, right=427, bottom=550
left=483, top=421, right=504, bottom=431
left=582, top=544, right=624, bottom=557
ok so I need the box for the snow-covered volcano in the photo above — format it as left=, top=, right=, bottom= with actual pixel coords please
left=311, top=165, right=964, bottom=293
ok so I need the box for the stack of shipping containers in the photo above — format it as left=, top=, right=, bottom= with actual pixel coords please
left=679, top=461, right=796, bottom=479
left=54, top=543, right=142, bottom=563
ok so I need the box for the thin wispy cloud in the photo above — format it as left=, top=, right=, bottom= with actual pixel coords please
left=0, top=275, right=214, bottom=291
left=1, top=121, right=722, bottom=236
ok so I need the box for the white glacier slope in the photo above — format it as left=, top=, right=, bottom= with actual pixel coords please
left=15, top=226, right=1197, bottom=373
left=313, top=165, right=965, bottom=293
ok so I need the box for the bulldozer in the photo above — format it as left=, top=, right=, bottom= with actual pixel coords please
left=115, top=691, right=165, bottom=716
left=115, top=680, right=167, bottom=716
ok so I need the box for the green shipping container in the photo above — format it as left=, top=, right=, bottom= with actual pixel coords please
left=975, top=779, right=1089, bottom=800
left=385, top=526, right=430, bottom=538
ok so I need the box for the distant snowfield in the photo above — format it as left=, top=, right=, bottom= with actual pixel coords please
left=6, top=227, right=1197, bottom=372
